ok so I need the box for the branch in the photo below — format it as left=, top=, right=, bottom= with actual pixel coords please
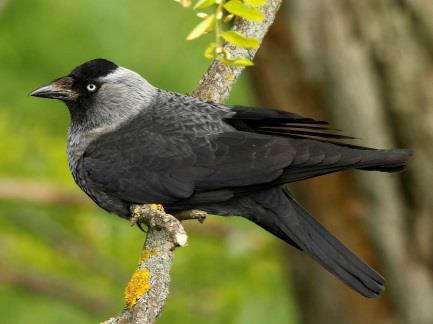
left=0, top=263, right=115, bottom=315
left=105, top=1, right=283, bottom=323
left=103, top=206, right=207, bottom=324
left=0, top=0, right=9, bottom=16
left=192, top=0, right=284, bottom=104
left=0, top=178, right=90, bottom=207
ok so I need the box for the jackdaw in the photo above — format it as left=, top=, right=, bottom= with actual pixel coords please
left=30, top=58, right=411, bottom=298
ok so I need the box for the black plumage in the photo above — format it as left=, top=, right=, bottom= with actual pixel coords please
left=30, top=59, right=411, bottom=298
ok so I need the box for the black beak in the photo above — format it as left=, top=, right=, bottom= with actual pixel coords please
left=30, top=76, right=79, bottom=102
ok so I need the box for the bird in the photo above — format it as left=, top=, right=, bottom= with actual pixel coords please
left=30, top=58, right=411, bottom=298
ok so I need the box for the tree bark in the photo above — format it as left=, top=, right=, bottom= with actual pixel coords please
left=250, top=1, right=433, bottom=323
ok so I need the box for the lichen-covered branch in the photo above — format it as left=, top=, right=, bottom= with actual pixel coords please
left=103, top=205, right=208, bottom=324
left=104, top=1, right=283, bottom=322
left=192, top=0, right=284, bottom=104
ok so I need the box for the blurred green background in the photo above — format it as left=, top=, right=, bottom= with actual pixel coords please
left=0, top=0, right=298, bottom=323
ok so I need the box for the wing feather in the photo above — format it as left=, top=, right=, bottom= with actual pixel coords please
left=78, top=100, right=409, bottom=209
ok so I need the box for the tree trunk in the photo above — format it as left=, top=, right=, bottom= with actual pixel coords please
left=250, top=1, right=433, bottom=323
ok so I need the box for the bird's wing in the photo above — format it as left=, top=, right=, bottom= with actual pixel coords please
left=224, top=105, right=360, bottom=145
left=79, top=102, right=408, bottom=207
left=222, top=105, right=410, bottom=181
left=78, top=120, right=297, bottom=206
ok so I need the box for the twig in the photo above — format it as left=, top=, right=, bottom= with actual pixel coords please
left=0, top=0, right=9, bottom=15
left=105, top=1, right=283, bottom=323
left=0, top=178, right=90, bottom=207
left=192, top=0, right=284, bottom=103
left=0, top=263, right=115, bottom=315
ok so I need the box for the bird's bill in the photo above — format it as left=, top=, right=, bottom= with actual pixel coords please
left=30, top=76, right=79, bottom=102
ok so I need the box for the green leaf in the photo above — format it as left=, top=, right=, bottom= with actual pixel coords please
left=193, top=0, right=216, bottom=10
left=204, top=42, right=217, bottom=60
left=223, top=0, right=264, bottom=22
left=243, top=0, right=266, bottom=7
left=218, top=56, right=255, bottom=66
left=220, top=31, right=259, bottom=48
left=175, top=0, right=193, bottom=7
left=186, top=14, right=215, bottom=40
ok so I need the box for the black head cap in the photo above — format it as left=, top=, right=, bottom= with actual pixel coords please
left=70, top=58, right=118, bottom=80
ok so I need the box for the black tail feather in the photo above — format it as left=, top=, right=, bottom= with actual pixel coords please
left=245, top=187, right=385, bottom=298
left=357, top=149, right=411, bottom=172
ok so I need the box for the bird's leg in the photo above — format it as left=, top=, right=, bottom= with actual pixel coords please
left=129, top=204, right=208, bottom=245
left=129, top=203, right=165, bottom=227
left=174, top=209, right=207, bottom=223
left=129, top=204, right=188, bottom=247
left=130, top=204, right=208, bottom=226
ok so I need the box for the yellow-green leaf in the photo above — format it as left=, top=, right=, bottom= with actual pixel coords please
left=204, top=42, right=217, bottom=60
left=193, top=0, right=216, bottom=10
left=244, top=0, right=266, bottom=7
left=220, top=31, right=259, bottom=48
left=186, top=14, right=215, bottom=40
left=223, top=0, right=264, bottom=22
left=218, top=56, right=255, bottom=66
left=174, top=0, right=193, bottom=8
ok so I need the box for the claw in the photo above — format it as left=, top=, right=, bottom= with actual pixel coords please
left=174, top=209, right=208, bottom=222
left=130, top=204, right=166, bottom=228
left=130, top=213, right=140, bottom=227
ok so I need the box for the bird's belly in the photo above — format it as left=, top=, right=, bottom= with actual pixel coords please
left=72, top=168, right=130, bottom=217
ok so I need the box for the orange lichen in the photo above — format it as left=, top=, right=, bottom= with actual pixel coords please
left=124, top=268, right=151, bottom=309
left=150, top=203, right=165, bottom=212
left=140, top=247, right=158, bottom=262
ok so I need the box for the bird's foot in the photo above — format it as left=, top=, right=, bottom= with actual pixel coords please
left=174, top=209, right=208, bottom=223
left=129, top=204, right=188, bottom=247
left=130, top=204, right=165, bottom=227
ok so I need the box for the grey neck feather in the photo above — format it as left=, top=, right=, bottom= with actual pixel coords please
left=67, top=67, right=157, bottom=170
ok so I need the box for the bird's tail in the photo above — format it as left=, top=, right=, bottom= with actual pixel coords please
left=276, top=147, right=411, bottom=185
left=355, top=148, right=411, bottom=172
left=243, top=186, right=385, bottom=298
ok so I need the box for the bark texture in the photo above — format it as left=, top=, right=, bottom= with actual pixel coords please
left=105, top=1, right=283, bottom=323
left=192, top=0, right=283, bottom=102
left=104, top=206, right=207, bottom=324
left=250, top=1, right=433, bottom=324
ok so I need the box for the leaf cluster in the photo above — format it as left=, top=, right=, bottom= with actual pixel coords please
left=174, top=0, right=266, bottom=66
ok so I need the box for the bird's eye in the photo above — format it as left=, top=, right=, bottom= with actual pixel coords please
left=86, top=83, right=97, bottom=92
